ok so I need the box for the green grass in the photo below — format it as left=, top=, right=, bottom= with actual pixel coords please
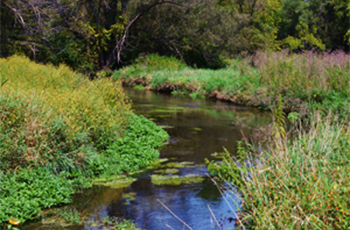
left=113, top=52, right=350, bottom=119
left=0, top=55, right=169, bottom=228
left=114, top=56, right=260, bottom=103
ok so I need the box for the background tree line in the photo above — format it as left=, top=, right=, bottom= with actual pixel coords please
left=1, top=0, right=349, bottom=74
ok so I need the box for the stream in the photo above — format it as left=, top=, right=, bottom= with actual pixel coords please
left=24, top=88, right=271, bottom=230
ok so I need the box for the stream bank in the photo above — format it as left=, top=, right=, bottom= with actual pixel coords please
left=23, top=88, right=270, bottom=230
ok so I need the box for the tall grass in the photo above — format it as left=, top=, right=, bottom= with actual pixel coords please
left=210, top=114, right=350, bottom=229
left=0, top=55, right=132, bottom=172
left=254, top=50, right=350, bottom=93
left=253, top=50, right=350, bottom=118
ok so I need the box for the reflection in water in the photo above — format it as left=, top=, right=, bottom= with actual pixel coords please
left=23, top=88, right=270, bottom=230
left=130, top=89, right=271, bottom=163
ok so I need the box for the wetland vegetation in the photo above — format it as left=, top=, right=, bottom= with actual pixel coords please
left=2, top=0, right=350, bottom=229
left=114, top=51, right=350, bottom=229
left=114, top=51, right=350, bottom=120
left=0, top=56, right=168, bottom=228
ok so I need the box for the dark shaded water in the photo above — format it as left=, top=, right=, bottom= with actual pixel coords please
left=24, top=89, right=270, bottom=230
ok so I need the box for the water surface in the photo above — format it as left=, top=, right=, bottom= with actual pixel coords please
left=24, top=89, right=270, bottom=230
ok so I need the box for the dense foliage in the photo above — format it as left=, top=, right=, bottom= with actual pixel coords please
left=93, top=114, right=169, bottom=178
left=0, top=56, right=169, bottom=227
left=1, top=0, right=349, bottom=73
left=0, top=55, right=131, bottom=173
left=0, top=168, right=89, bottom=225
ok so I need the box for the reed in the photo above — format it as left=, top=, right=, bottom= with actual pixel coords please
left=210, top=114, right=350, bottom=229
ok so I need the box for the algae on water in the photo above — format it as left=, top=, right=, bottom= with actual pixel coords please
left=151, top=174, right=204, bottom=185
left=122, top=192, right=136, bottom=201
left=154, top=168, right=179, bottom=174
left=146, top=158, right=169, bottom=170
left=162, top=161, right=194, bottom=168
left=123, top=192, right=137, bottom=205
left=159, top=125, right=174, bottom=129
left=93, top=175, right=136, bottom=189
left=210, top=152, right=226, bottom=159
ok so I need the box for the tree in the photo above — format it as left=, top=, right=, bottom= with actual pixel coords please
left=217, top=0, right=283, bottom=53
left=278, top=0, right=350, bottom=51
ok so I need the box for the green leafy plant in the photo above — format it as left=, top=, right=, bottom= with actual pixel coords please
left=94, top=114, right=169, bottom=178
left=0, top=168, right=89, bottom=226
left=58, top=208, right=81, bottom=224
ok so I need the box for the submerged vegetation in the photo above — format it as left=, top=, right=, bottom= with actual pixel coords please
left=87, top=216, right=140, bottom=230
left=0, top=56, right=168, bottom=227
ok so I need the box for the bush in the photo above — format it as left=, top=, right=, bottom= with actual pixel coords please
left=133, top=53, right=186, bottom=71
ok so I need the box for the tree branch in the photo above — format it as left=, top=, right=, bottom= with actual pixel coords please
left=114, top=0, right=184, bottom=63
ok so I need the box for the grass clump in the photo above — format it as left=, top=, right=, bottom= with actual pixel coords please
left=209, top=114, right=350, bottom=229
left=0, top=55, right=169, bottom=227
left=58, top=208, right=81, bottom=224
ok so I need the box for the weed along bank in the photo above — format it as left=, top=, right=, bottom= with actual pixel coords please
left=2, top=0, right=350, bottom=228
left=2, top=49, right=350, bottom=229
left=0, top=56, right=169, bottom=229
